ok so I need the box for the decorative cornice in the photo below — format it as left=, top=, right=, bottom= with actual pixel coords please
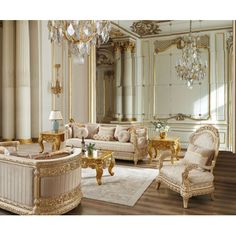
left=109, top=26, right=126, bottom=38
left=131, top=20, right=163, bottom=37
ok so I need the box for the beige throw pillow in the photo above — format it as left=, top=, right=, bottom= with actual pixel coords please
left=184, top=143, right=215, bottom=168
left=118, top=130, right=130, bottom=143
left=86, top=124, right=99, bottom=139
left=98, top=127, right=115, bottom=139
left=114, top=125, right=129, bottom=140
left=93, top=134, right=113, bottom=141
left=73, top=126, right=89, bottom=139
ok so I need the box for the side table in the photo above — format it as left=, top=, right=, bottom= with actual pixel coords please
left=38, top=130, right=64, bottom=153
left=148, top=136, right=181, bottom=164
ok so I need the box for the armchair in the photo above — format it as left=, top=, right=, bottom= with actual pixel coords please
left=156, top=125, right=219, bottom=208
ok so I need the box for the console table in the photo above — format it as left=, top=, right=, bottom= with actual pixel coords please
left=148, top=136, right=181, bottom=164
left=38, top=130, right=64, bottom=153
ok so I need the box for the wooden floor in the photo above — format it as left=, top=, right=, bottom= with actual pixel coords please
left=0, top=151, right=236, bottom=215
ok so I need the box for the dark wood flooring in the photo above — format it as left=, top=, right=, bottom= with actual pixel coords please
left=0, top=151, right=236, bottom=215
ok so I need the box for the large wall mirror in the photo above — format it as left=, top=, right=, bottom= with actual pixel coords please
left=95, top=20, right=233, bottom=150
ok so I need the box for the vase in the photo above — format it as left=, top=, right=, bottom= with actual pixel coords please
left=159, top=131, right=167, bottom=139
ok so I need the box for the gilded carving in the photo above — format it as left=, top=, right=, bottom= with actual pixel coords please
left=97, top=53, right=114, bottom=66
left=109, top=27, right=126, bottom=38
left=131, top=20, right=161, bottom=36
left=154, top=112, right=210, bottom=121
left=154, top=35, right=209, bottom=53
left=226, top=32, right=233, bottom=52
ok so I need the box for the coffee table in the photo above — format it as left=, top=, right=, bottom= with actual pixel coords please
left=79, top=150, right=115, bottom=185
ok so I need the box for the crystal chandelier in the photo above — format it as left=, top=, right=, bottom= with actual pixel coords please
left=48, top=20, right=111, bottom=62
left=175, top=20, right=208, bottom=89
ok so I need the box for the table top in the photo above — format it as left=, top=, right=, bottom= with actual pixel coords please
left=79, top=149, right=113, bottom=160
left=40, top=130, right=64, bottom=135
left=150, top=136, right=180, bottom=142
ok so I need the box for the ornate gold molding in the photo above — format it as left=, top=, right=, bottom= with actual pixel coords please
left=131, top=20, right=162, bottom=37
left=154, top=35, right=209, bottom=53
left=18, top=139, right=33, bottom=144
left=154, top=113, right=210, bottom=121
left=110, top=27, right=126, bottom=38
left=226, top=32, right=233, bottom=53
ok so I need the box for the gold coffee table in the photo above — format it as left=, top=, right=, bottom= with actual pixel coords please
left=79, top=150, right=115, bottom=185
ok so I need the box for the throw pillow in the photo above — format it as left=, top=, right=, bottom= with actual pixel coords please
left=98, top=127, right=115, bottom=139
left=86, top=124, right=99, bottom=139
left=73, top=126, right=89, bottom=139
left=118, top=130, right=130, bottom=143
left=114, top=125, right=129, bottom=140
left=184, top=143, right=215, bottom=167
left=93, top=134, right=113, bottom=141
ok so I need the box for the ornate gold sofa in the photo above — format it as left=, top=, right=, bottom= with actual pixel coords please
left=0, top=142, right=82, bottom=215
left=65, top=122, right=148, bottom=165
left=156, top=125, right=220, bottom=208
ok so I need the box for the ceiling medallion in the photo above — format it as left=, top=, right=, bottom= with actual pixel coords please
left=130, top=20, right=161, bottom=37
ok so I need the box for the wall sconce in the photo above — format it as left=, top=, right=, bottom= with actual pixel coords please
left=51, top=64, right=63, bottom=97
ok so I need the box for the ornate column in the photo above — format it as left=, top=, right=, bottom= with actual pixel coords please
left=2, top=21, right=15, bottom=140
left=113, top=42, right=123, bottom=121
left=88, top=45, right=96, bottom=123
left=122, top=41, right=135, bottom=121
left=16, top=21, right=31, bottom=143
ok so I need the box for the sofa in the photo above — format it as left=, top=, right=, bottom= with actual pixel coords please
left=0, top=142, right=82, bottom=215
left=65, top=122, right=148, bottom=165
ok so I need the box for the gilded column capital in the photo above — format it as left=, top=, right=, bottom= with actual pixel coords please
left=122, top=41, right=135, bottom=53
left=112, top=42, right=123, bottom=54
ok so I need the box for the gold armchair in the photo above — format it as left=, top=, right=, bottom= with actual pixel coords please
left=156, top=125, right=220, bottom=208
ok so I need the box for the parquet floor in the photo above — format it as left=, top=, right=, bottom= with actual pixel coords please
left=0, top=149, right=236, bottom=215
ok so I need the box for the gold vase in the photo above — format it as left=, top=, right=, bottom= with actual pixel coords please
left=159, top=131, right=167, bottom=139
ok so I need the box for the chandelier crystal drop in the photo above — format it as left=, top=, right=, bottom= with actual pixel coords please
left=48, top=20, right=111, bottom=61
left=175, top=21, right=208, bottom=89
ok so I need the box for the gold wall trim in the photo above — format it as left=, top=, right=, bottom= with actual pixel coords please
left=154, top=35, right=209, bottom=54
left=154, top=113, right=211, bottom=121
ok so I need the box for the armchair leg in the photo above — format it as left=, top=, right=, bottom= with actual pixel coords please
left=156, top=180, right=161, bottom=190
left=183, top=197, right=189, bottom=208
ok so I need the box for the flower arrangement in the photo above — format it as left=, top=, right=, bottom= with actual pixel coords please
left=151, top=120, right=170, bottom=133
left=86, top=143, right=95, bottom=155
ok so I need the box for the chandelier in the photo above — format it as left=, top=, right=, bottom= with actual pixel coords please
left=175, top=20, right=208, bottom=88
left=48, top=20, right=111, bottom=62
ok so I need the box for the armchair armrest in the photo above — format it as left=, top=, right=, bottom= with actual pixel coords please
left=182, top=163, right=198, bottom=185
left=0, top=141, right=20, bottom=151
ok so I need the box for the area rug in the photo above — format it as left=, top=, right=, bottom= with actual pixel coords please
left=81, top=166, right=158, bottom=206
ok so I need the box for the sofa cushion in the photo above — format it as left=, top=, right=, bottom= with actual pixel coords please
left=73, top=126, right=89, bottom=139
left=97, top=127, right=115, bottom=139
left=66, top=138, right=134, bottom=153
left=114, top=125, right=129, bottom=140
left=93, top=134, right=113, bottom=141
left=184, top=143, right=215, bottom=167
left=118, top=130, right=130, bottom=143
left=85, top=124, right=99, bottom=139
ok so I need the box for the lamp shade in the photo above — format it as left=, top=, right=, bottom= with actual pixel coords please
left=49, top=110, right=63, bottom=120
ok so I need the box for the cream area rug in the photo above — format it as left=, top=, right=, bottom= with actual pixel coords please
left=81, top=166, right=158, bottom=207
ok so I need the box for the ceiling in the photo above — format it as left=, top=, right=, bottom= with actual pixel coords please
left=111, top=20, right=233, bottom=39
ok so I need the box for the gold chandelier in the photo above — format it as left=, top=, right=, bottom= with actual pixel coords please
left=48, top=20, right=111, bottom=62
left=175, top=20, right=208, bottom=89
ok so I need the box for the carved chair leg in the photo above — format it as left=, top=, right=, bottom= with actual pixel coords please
left=156, top=180, right=161, bottom=190
left=183, top=197, right=189, bottom=208
left=210, top=192, right=215, bottom=201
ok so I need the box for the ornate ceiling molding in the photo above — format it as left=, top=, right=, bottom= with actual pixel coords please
left=109, top=27, right=126, bottom=38
left=130, top=20, right=168, bottom=37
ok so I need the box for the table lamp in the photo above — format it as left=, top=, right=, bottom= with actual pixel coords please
left=49, top=110, right=63, bottom=132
